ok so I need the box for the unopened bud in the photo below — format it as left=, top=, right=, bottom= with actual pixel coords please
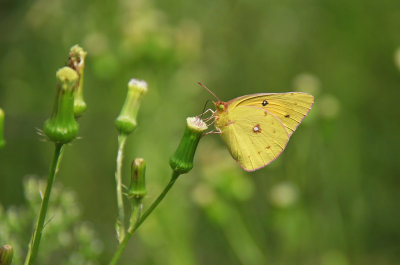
left=69, top=45, right=88, bottom=117
left=0, top=244, right=13, bottom=265
left=115, top=79, right=148, bottom=135
left=170, top=117, right=208, bottom=174
left=128, top=158, right=147, bottom=199
left=44, top=67, right=79, bottom=144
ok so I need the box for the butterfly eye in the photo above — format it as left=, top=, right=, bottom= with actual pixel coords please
left=262, top=100, right=268, bottom=106
left=218, top=104, right=225, bottom=111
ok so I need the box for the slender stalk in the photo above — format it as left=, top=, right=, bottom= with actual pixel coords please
left=134, top=171, right=179, bottom=230
left=128, top=199, right=143, bottom=234
left=24, top=143, right=64, bottom=265
left=115, top=134, right=128, bottom=242
left=108, top=171, right=180, bottom=265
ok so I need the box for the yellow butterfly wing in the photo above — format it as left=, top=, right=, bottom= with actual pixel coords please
left=230, top=92, right=314, bottom=136
left=215, top=106, right=289, bottom=171
left=214, top=92, right=313, bottom=171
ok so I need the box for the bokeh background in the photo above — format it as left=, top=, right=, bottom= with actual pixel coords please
left=1, top=0, right=400, bottom=264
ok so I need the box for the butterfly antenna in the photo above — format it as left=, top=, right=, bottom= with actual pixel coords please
left=197, top=81, right=220, bottom=101
left=200, top=99, right=212, bottom=119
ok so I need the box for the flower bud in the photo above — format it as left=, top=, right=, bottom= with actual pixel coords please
left=44, top=67, right=79, bottom=144
left=0, top=108, right=5, bottom=149
left=0, top=244, right=13, bottom=265
left=115, top=79, right=148, bottom=135
left=170, top=117, right=208, bottom=174
left=128, top=158, right=147, bottom=199
left=69, top=45, right=88, bottom=117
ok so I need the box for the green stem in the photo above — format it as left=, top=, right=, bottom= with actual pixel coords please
left=24, top=143, right=64, bottom=265
left=134, top=171, right=179, bottom=230
left=128, top=199, right=142, bottom=234
left=108, top=171, right=180, bottom=265
left=115, top=134, right=128, bottom=242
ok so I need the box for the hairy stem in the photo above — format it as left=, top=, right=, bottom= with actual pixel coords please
left=24, top=143, right=64, bottom=265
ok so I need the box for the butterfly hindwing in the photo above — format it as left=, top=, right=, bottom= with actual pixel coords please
left=218, top=106, right=289, bottom=171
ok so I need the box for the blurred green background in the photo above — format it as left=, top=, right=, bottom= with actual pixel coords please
left=1, top=0, right=400, bottom=264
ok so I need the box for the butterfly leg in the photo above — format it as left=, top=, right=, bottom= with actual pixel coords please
left=205, top=116, right=218, bottom=126
left=198, top=108, right=215, bottom=120
left=202, top=127, right=221, bottom=136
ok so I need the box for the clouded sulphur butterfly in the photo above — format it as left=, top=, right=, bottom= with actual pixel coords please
left=200, top=82, right=314, bottom=172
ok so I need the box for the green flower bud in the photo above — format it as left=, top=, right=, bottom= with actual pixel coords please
left=69, top=45, right=88, bottom=117
left=0, top=244, right=13, bottom=265
left=44, top=67, right=79, bottom=144
left=115, top=79, right=148, bottom=135
left=170, top=117, right=208, bottom=174
left=0, top=108, right=5, bottom=149
left=128, top=158, right=147, bottom=199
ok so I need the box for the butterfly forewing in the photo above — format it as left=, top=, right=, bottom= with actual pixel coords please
left=218, top=106, right=289, bottom=171
left=233, top=92, right=314, bottom=135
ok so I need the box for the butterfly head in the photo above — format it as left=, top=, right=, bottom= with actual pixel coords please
left=214, top=101, right=228, bottom=113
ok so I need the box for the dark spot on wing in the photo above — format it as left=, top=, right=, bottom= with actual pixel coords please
left=284, top=114, right=290, bottom=118
left=266, top=146, right=271, bottom=149
left=253, top=124, right=262, bottom=133
left=262, top=100, right=268, bottom=106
